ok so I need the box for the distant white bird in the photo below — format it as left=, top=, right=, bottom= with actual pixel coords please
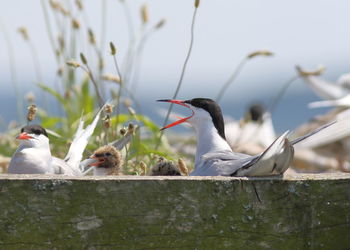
left=300, top=72, right=350, bottom=100
left=158, top=98, right=335, bottom=176
left=226, top=103, right=276, bottom=150
left=8, top=107, right=103, bottom=175
left=309, top=93, right=350, bottom=109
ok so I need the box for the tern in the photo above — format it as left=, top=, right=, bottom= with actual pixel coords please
left=86, top=145, right=123, bottom=176
left=300, top=72, right=350, bottom=100
left=226, top=103, right=276, bottom=152
left=8, top=107, right=103, bottom=175
left=158, top=98, right=334, bottom=176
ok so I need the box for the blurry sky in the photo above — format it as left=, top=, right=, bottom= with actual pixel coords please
left=1, top=0, right=350, bottom=130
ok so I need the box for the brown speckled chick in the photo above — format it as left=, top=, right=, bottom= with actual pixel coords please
left=150, top=158, right=182, bottom=176
left=90, top=145, right=123, bottom=175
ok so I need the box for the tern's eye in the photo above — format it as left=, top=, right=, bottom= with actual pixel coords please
left=105, top=152, right=112, bottom=156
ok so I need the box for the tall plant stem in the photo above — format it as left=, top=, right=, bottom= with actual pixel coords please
left=0, top=20, right=24, bottom=123
left=112, top=55, right=123, bottom=128
left=215, top=57, right=248, bottom=103
left=268, top=75, right=299, bottom=114
left=156, top=6, right=199, bottom=149
left=81, top=65, right=104, bottom=108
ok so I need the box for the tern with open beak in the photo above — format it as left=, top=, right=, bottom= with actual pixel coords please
left=158, top=98, right=335, bottom=176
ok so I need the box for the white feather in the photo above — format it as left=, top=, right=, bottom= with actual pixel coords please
left=302, top=75, right=348, bottom=100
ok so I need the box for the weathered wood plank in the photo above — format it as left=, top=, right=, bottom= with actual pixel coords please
left=0, top=174, right=349, bottom=249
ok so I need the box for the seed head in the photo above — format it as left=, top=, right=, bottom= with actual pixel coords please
left=25, top=92, right=35, bottom=104
left=58, top=35, right=65, bottom=50
left=80, top=53, right=88, bottom=65
left=66, top=60, right=81, bottom=68
left=140, top=161, right=147, bottom=176
left=128, top=107, right=136, bottom=116
left=57, top=66, right=64, bottom=77
left=75, top=0, right=83, bottom=10
left=99, top=58, right=104, bottom=70
left=103, top=115, right=111, bottom=129
left=155, top=19, right=166, bottom=29
left=178, top=158, right=189, bottom=175
left=120, top=128, right=127, bottom=136
left=296, top=65, right=326, bottom=77
left=128, top=123, right=135, bottom=133
left=72, top=19, right=80, bottom=29
left=194, top=0, right=200, bottom=8
left=141, top=4, right=149, bottom=24
left=49, top=0, right=60, bottom=11
left=104, top=104, right=113, bottom=114
left=18, top=27, right=29, bottom=40
left=27, top=104, right=37, bottom=122
left=88, top=28, right=96, bottom=44
left=247, top=50, right=274, bottom=59
left=123, top=98, right=132, bottom=108
left=59, top=6, right=70, bottom=16
left=102, top=74, right=121, bottom=84
left=109, top=42, right=117, bottom=55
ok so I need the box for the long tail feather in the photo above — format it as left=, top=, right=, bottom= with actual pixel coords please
left=308, top=100, right=338, bottom=108
left=236, top=131, right=293, bottom=176
left=294, top=118, right=350, bottom=149
left=64, top=105, right=104, bottom=173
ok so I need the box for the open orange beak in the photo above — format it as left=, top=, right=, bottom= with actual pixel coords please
left=157, top=99, right=194, bottom=130
left=16, top=132, right=33, bottom=140
left=89, top=155, right=105, bottom=167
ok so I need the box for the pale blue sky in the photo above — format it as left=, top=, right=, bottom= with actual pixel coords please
left=0, top=0, right=350, bottom=129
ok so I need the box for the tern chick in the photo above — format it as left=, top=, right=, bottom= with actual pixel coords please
left=150, top=158, right=182, bottom=176
left=89, top=145, right=123, bottom=175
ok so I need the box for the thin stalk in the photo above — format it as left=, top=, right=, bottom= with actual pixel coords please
left=40, top=0, right=60, bottom=65
left=80, top=65, right=104, bottom=108
left=28, top=40, right=43, bottom=83
left=215, top=57, right=248, bottom=103
left=120, top=1, right=136, bottom=78
left=112, top=54, right=123, bottom=128
left=156, top=6, right=199, bottom=149
left=0, top=20, right=24, bottom=123
left=268, top=75, right=299, bottom=114
left=100, top=0, right=107, bottom=53
left=129, top=26, right=156, bottom=92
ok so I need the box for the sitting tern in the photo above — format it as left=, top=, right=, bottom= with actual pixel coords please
left=8, top=107, right=103, bottom=175
left=158, top=98, right=335, bottom=176
left=225, top=103, right=276, bottom=152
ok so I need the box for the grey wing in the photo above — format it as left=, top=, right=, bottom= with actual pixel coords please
left=235, top=131, right=293, bottom=176
left=190, top=131, right=293, bottom=177
left=190, top=151, right=255, bottom=176
left=52, top=157, right=77, bottom=175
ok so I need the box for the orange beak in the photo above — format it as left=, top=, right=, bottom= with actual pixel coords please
left=157, top=99, right=194, bottom=130
left=16, top=132, right=33, bottom=140
left=89, top=155, right=105, bottom=167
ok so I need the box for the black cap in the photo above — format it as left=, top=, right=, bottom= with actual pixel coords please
left=184, top=98, right=226, bottom=140
left=21, top=125, right=48, bottom=138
